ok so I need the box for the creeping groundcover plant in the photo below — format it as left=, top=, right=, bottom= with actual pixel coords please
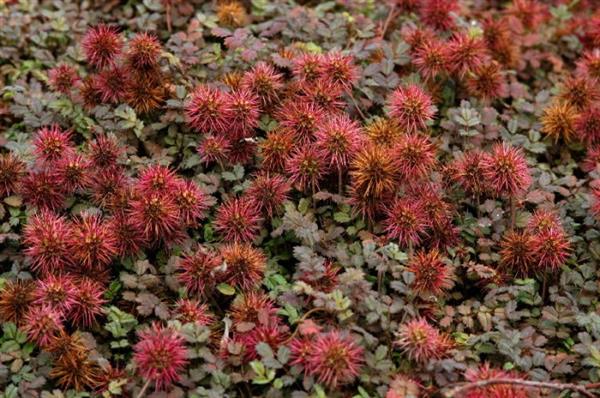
left=4, top=0, right=600, bottom=397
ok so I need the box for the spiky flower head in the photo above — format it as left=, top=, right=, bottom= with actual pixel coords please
left=482, top=16, right=519, bottom=68
left=402, top=26, right=437, bottom=53
left=129, top=193, right=184, bottom=246
left=240, top=62, right=284, bottom=110
left=237, top=322, right=290, bottom=362
left=558, top=76, right=600, bottom=111
left=46, top=330, right=87, bottom=361
left=198, top=135, right=231, bottom=166
left=387, top=84, right=436, bottom=133
left=81, top=24, right=123, bottom=69
left=386, top=375, right=422, bottom=398
left=133, top=323, right=189, bottom=390
left=499, top=230, right=537, bottom=276
left=277, top=101, right=325, bottom=144
left=320, top=52, right=359, bottom=90
left=55, top=154, right=91, bottom=194
left=88, top=134, right=123, bottom=168
left=383, top=198, right=430, bottom=248
left=0, top=279, right=35, bottom=325
left=177, top=246, right=223, bottom=297
left=532, top=228, right=571, bottom=272
left=576, top=106, right=600, bottom=144
left=107, top=214, right=147, bottom=258
left=449, top=150, right=490, bottom=197
left=259, top=130, right=295, bottom=173
left=410, top=184, right=457, bottom=246
left=315, top=113, right=364, bottom=171
left=20, top=169, right=67, bottom=211
left=447, top=32, right=488, bottom=78
left=482, top=143, right=531, bottom=198
left=174, top=179, right=209, bottom=227
left=226, top=138, right=257, bottom=165
left=466, top=61, right=507, bottom=103
left=393, top=133, right=437, bottom=181
left=185, top=84, right=231, bottom=134
left=50, top=342, right=101, bottom=391
left=304, top=331, right=364, bottom=389
left=578, top=13, right=600, bottom=50
left=70, top=278, right=106, bottom=328
left=350, top=144, right=398, bottom=198
left=80, top=75, right=103, bottom=109
left=220, top=71, right=244, bottom=91
left=286, top=144, right=328, bottom=193
left=214, top=197, right=263, bottom=242
left=419, top=0, right=459, bottom=31
left=48, top=64, right=80, bottom=94
left=463, top=363, right=528, bottom=398
left=33, top=125, right=74, bottom=164
left=0, top=153, right=25, bottom=198
left=298, top=78, right=345, bottom=110
left=70, top=212, right=117, bottom=270
left=413, top=38, right=449, bottom=82
left=24, top=210, right=72, bottom=275
left=507, top=0, right=549, bottom=31
left=125, top=73, right=167, bottom=114
left=290, top=336, right=314, bottom=368
left=406, top=249, right=454, bottom=297
left=33, top=274, right=77, bottom=315
left=137, top=164, right=180, bottom=196
left=226, top=88, right=260, bottom=137
left=395, top=318, right=451, bottom=363
left=292, top=53, right=324, bottom=82
left=576, top=49, right=600, bottom=80
left=527, top=209, right=561, bottom=234
left=175, top=299, right=214, bottom=326
left=582, top=145, right=600, bottom=173
left=365, top=117, right=402, bottom=147
left=88, top=168, right=131, bottom=212
left=220, top=242, right=266, bottom=292
left=540, top=101, right=578, bottom=143
left=229, top=291, right=278, bottom=326
left=245, top=173, right=291, bottom=218
left=216, top=1, right=249, bottom=28
left=125, top=32, right=162, bottom=70
left=23, top=304, right=64, bottom=347
left=94, top=66, right=129, bottom=104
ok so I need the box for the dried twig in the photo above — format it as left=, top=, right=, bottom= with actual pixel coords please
left=442, top=378, right=597, bottom=398
left=379, top=3, right=397, bottom=39
left=284, top=307, right=328, bottom=344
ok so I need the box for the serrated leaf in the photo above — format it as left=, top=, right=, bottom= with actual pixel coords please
left=334, top=212, right=351, bottom=223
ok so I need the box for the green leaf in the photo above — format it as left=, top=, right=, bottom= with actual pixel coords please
left=255, top=342, right=274, bottom=360
left=333, top=212, right=351, bottom=223
left=217, top=283, right=236, bottom=296
left=250, top=360, right=265, bottom=376
left=1, top=340, right=20, bottom=353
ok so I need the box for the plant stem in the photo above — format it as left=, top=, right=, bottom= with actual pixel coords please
left=284, top=307, right=327, bottom=343
left=509, top=196, right=516, bottom=230
left=379, top=3, right=397, bottom=39
left=346, top=88, right=367, bottom=121
left=165, top=3, right=172, bottom=32
left=338, top=166, right=344, bottom=196
left=136, top=379, right=151, bottom=398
